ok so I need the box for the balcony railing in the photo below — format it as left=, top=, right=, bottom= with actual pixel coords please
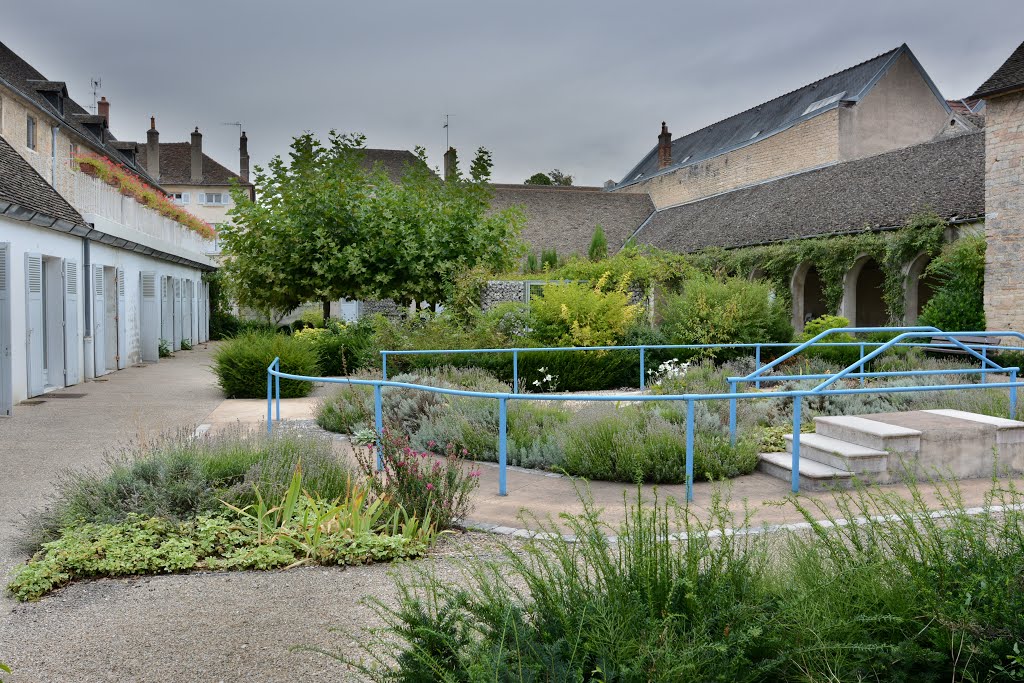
left=73, top=173, right=215, bottom=258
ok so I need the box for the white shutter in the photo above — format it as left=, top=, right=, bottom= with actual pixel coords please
left=26, top=254, right=44, bottom=396
left=172, top=277, right=182, bottom=351
left=93, top=264, right=106, bottom=376
left=64, top=261, right=80, bottom=385
left=140, top=271, right=158, bottom=362
left=182, top=193, right=190, bottom=204
left=0, top=244, right=11, bottom=416
left=116, top=266, right=127, bottom=369
left=187, top=279, right=196, bottom=345
left=160, top=276, right=172, bottom=347
left=200, top=280, right=209, bottom=342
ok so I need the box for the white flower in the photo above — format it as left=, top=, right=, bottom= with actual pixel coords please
left=532, top=380, right=541, bottom=386
left=544, top=374, right=553, bottom=382
left=538, top=367, right=547, bottom=373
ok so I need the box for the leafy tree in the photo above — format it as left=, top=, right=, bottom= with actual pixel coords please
left=525, top=172, right=553, bottom=185
left=588, top=224, right=608, bottom=262
left=918, top=235, right=986, bottom=331
left=223, top=133, right=524, bottom=318
left=548, top=169, right=573, bottom=186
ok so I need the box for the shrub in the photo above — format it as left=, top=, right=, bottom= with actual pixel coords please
left=529, top=271, right=642, bottom=347
left=212, top=331, right=318, bottom=398
left=295, top=319, right=378, bottom=376
left=541, top=247, right=559, bottom=270
left=795, top=314, right=861, bottom=366
left=355, top=430, right=480, bottom=530
left=588, top=224, right=607, bottom=261
left=918, top=234, right=986, bottom=332
left=158, top=338, right=171, bottom=358
left=658, top=274, right=792, bottom=361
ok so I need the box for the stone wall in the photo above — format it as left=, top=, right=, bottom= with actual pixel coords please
left=361, top=298, right=406, bottom=320
left=617, top=109, right=841, bottom=210
left=982, top=93, right=1024, bottom=335
left=481, top=281, right=527, bottom=311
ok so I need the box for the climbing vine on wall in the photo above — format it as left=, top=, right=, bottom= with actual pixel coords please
left=686, top=213, right=954, bottom=322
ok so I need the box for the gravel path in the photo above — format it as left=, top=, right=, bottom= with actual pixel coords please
left=0, top=346, right=500, bottom=682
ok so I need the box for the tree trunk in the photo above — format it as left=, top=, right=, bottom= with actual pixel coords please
left=322, top=297, right=331, bottom=321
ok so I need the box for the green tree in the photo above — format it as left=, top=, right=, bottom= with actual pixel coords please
left=917, top=235, right=986, bottom=331
left=525, top=172, right=553, bottom=185
left=588, top=224, right=608, bottom=262
left=549, top=169, right=573, bottom=186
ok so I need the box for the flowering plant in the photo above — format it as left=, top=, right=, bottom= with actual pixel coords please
left=355, top=429, right=480, bottom=530
left=647, top=358, right=691, bottom=388
left=531, top=366, right=559, bottom=392
left=74, top=153, right=215, bottom=239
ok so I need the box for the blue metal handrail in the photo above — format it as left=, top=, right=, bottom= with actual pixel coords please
left=267, top=327, right=1024, bottom=503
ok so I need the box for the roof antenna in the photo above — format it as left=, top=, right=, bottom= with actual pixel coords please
left=89, top=77, right=102, bottom=113
left=222, top=122, right=243, bottom=145
left=443, top=114, right=454, bottom=149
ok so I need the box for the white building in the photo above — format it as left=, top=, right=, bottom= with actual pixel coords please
left=0, top=41, right=215, bottom=416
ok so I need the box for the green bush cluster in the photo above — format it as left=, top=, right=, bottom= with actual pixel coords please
left=343, top=480, right=1024, bottom=681
left=918, top=234, right=986, bottom=332
left=212, top=331, right=319, bottom=398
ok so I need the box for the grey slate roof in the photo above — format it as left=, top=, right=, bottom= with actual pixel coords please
left=489, top=185, right=654, bottom=256
left=617, top=44, right=946, bottom=189
left=136, top=143, right=249, bottom=187
left=0, top=134, right=86, bottom=227
left=0, top=41, right=162, bottom=187
left=634, top=131, right=983, bottom=253
left=972, top=40, right=1024, bottom=98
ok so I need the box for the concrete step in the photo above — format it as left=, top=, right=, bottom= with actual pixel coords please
left=757, top=452, right=854, bottom=491
left=921, top=409, right=1024, bottom=471
left=814, top=415, right=921, bottom=453
left=784, top=433, right=889, bottom=473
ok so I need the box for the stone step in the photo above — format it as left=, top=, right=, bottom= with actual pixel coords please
left=814, top=415, right=922, bottom=453
left=757, top=452, right=854, bottom=491
left=784, top=433, right=889, bottom=473
left=921, top=409, right=1024, bottom=441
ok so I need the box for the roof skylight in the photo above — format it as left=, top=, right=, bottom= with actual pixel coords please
left=802, top=91, right=846, bottom=116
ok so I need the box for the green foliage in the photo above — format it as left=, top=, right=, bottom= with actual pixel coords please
left=158, top=338, right=171, bottom=358
left=294, top=318, right=377, bottom=376
left=540, top=247, right=559, bottom=270
left=548, top=169, right=573, bottom=186
left=918, top=234, right=986, bottom=331
left=588, top=224, right=607, bottom=262
left=658, top=274, right=792, bottom=360
left=180, top=338, right=193, bottom=351
left=212, top=331, right=318, bottom=398
left=524, top=172, right=552, bottom=185
left=524, top=251, right=539, bottom=273
left=342, top=479, right=1024, bottom=681
left=529, top=271, right=642, bottom=347
left=205, top=269, right=237, bottom=341
left=795, top=314, right=861, bottom=366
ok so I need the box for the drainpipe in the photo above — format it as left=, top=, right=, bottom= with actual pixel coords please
left=50, top=125, right=58, bottom=186
left=82, top=237, right=94, bottom=380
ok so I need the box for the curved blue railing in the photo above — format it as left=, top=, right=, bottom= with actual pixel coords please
left=267, top=327, right=1024, bottom=502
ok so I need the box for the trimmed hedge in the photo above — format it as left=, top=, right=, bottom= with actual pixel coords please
left=212, top=331, right=319, bottom=398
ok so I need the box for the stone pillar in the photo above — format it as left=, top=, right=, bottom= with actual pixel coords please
left=190, top=127, right=203, bottom=183
left=443, top=147, right=458, bottom=181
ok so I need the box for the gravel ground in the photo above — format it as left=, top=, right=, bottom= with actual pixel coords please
left=0, top=346, right=516, bottom=682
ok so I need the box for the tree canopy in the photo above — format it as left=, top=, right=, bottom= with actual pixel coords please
left=525, top=169, right=573, bottom=186
left=221, top=132, right=524, bottom=317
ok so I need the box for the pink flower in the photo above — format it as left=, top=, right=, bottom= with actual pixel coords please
left=428, top=440, right=437, bottom=448
left=469, top=470, right=481, bottom=478
left=426, top=483, right=435, bottom=491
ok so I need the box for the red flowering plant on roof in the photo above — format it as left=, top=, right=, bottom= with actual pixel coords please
left=73, top=153, right=215, bottom=240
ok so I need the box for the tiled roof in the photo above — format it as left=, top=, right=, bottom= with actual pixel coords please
left=362, top=149, right=429, bottom=183
left=136, top=143, right=248, bottom=187
left=0, top=40, right=161, bottom=187
left=489, top=185, right=654, bottom=257
left=634, top=131, right=983, bottom=253
left=0, top=134, right=86, bottom=227
left=972, top=40, right=1024, bottom=98
left=617, top=44, right=947, bottom=189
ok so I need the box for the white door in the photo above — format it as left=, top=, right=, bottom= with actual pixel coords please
left=160, top=276, right=172, bottom=349
left=43, top=258, right=65, bottom=388
left=0, top=244, right=12, bottom=416
left=93, top=264, right=106, bottom=376
left=25, top=254, right=44, bottom=396
left=116, top=266, right=127, bottom=369
left=172, top=278, right=182, bottom=351
left=140, top=271, right=158, bottom=362
left=64, top=261, right=80, bottom=386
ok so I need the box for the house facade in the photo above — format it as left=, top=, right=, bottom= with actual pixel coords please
left=0, top=41, right=215, bottom=416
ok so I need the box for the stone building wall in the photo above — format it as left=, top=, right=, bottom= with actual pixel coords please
left=982, top=93, right=1024, bottom=334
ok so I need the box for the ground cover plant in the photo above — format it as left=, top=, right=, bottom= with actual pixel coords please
left=336, top=478, right=1024, bottom=681
left=9, top=427, right=474, bottom=601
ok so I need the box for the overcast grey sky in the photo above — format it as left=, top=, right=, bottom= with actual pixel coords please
left=4, top=1, right=1021, bottom=185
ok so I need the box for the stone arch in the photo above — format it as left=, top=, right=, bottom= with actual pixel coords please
left=903, top=252, right=940, bottom=325
left=841, top=255, right=887, bottom=328
left=791, top=262, right=828, bottom=333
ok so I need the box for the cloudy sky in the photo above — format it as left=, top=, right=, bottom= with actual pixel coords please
left=4, top=1, right=1021, bottom=186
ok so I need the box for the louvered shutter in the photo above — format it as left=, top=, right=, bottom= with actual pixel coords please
left=172, top=277, right=182, bottom=351
left=116, top=266, right=127, bottom=369
left=0, top=244, right=12, bottom=416
left=160, top=276, right=172, bottom=346
left=93, top=264, right=106, bottom=376
left=140, top=271, right=158, bottom=362
left=26, top=254, right=44, bottom=396
left=64, top=261, right=80, bottom=385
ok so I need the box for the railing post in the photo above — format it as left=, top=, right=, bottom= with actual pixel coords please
left=754, top=345, right=761, bottom=389
left=512, top=350, right=519, bottom=394
left=498, top=397, right=508, bottom=496
left=1011, top=368, right=1018, bottom=420
left=381, top=352, right=388, bottom=381
left=791, top=397, right=802, bottom=494
left=859, top=344, right=865, bottom=388
left=981, top=347, right=988, bottom=384
left=266, top=365, right=273, bottom=435
left=274, top=359, right=281, bottom=422
left=640, top=347, right=646, bottom=390
left=685, top=399, right=695, bottom=503
left=374, top=384, right=384, bottom=470
left=728, top=380, right=737, bottom=446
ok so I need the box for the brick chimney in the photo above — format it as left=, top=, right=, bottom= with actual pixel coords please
left=190, top=127, right=203, bottom=183
left=657, top=121, right=672, bottom=169
left=443, top=146, right=457, bottom=181
left=146, top=116, right=160, bottom=181
left=239, top=131, right=249, bottom=184
left=97, top=96, right=110, bottom=127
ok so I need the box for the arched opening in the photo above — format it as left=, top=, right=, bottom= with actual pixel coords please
left=903, top=253, right=940, bottom=325
left=842, top=256, right=887, bottom=328
left=791, top=262, right=828, bottom=333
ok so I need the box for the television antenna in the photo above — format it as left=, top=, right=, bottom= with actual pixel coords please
left=443, top=113, right=454, bottom=149
left=89, top=77, right=102, bottom=113
left=222, top=121, right=243, bottom=141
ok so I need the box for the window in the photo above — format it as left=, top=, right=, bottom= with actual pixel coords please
left=201, top=192, right=227, bottom=205
left=26, top=115, right=36, bottom=150
left=802, top=91, right=846, bottom=116
left=171, top=192, right=191, bottom=205
left=69, top=142, right=78, bottom=163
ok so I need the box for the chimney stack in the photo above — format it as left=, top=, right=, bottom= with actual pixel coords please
left=443, top=146, right=458, bottom=181
left=146, top=116, right=160, bottom=181
left=190, top=127, right=203, bottom=183
left=239, top=131, right=249, bottom=184
left=97, top=96, right=110, bottom=127
left=657, top=122, right=672, bottom=169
